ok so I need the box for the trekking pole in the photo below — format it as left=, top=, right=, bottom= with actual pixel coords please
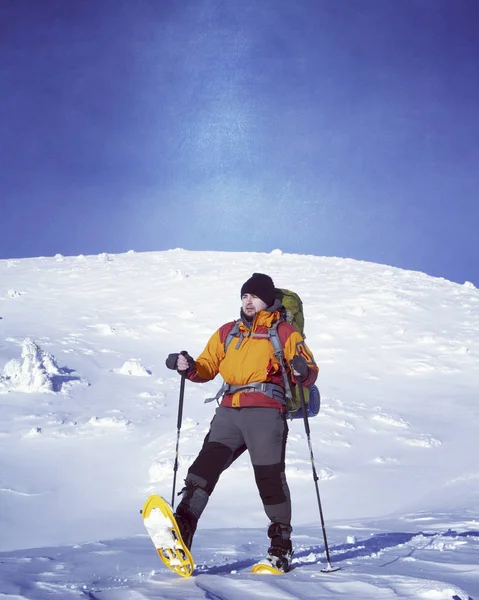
left=297, top=377, right=340, bottom=572
left=171, top=372, right=186, bottom=509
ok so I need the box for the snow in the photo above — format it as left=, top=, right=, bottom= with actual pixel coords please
left=0, top=248, right=478, bottom=599
left=143, top=509, right=176, bottom=549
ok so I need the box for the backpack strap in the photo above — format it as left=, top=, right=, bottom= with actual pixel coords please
left=224, top=320, right=242, bottom=352
left=205, top=319, right=294, bottom=406
left=204, top=381, right=285, bottom=404
left=224, top=320, right=274, bottom=350
left=268, top=321, right=294, bottom=404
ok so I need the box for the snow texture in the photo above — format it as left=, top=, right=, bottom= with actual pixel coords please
left=0, top=249, right=478, bottom=599
left=1, top=338, right=82, bottom=393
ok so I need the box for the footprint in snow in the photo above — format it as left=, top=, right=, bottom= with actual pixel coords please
left=286, top=463, right=334, bottom=480
left=335, top=419, right=356, bottom=430
left=320, top=437, right=352, bottom=448
left=90, top=324, right=116, bottom=335
left=403, top=361, right=436, bottom=375
left=371, top=413, right=411, bottom=429
left=86, top=416, right=132, bottom=430
left=372, top=456, right=399, bottom=465
left=397, top=434, right=442, bottom=448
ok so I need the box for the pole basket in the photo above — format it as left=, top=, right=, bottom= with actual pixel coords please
left=321, top=565, right=341, bottom=573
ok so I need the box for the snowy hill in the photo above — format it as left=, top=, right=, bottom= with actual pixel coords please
left=1, top=249, right=478, bottom=599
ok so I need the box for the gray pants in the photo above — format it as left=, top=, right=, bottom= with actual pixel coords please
left=179, top=406, right=291, bottom=534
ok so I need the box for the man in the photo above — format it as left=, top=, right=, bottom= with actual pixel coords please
left=166, top=272, right=318, bottom=572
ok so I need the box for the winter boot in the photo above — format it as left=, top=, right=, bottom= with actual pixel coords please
left=265, top=522, right=293, bottom=572
left=262, top=546, right=293, bottom=573
left=174, top=506, right=197, bottom=550
left=174, top=478, right=208, bottom=550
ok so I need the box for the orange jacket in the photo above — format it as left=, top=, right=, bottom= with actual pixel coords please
left=186, top=308, right=319, bottom=410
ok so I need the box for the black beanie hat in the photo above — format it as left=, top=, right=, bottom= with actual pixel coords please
left=240, top=273, right=276, bottom=307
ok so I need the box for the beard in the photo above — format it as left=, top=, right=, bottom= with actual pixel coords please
left=240, top=308, right=255, bottom=323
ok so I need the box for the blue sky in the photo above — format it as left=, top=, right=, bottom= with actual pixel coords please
left=1, top=0, right=478, bottom=285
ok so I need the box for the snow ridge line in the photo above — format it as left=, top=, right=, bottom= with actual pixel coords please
left=195, top=579, right=228, bottom=600
left=194, top=527, right=479, bottom=576
left=326, top=528, right=479, bottom=564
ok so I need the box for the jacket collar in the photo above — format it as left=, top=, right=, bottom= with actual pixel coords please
left=239, top=299, right=282, bottom=332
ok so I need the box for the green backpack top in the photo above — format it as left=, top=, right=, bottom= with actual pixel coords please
left=274, top=288, right=305, bottom=337
left=273, top=288, right=311, bottom=414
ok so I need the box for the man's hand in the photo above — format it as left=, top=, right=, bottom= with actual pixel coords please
left=166, top=351, right=195, bottom=374
left=177, top=352, right=195, bottom=372
left=291, top=355, right=308, bottom=378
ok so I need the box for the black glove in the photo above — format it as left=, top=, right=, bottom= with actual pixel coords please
left=178, top=351, right=195, bottom=374
left=166, top=353, right=180, bottom=370
left=291, top=355, right=308, bottom=379
left=165, top=351, right=195, bottom=374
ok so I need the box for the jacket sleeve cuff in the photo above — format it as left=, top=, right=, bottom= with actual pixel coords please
left=186, top=367, right=210, bottom=383
left=292, top=367, right=318, bottom=388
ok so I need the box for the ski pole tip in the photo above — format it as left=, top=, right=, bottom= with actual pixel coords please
left=320, top=564, right=341, bottom=573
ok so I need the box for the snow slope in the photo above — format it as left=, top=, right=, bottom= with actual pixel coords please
left=0, top=249, right=478, bottom=599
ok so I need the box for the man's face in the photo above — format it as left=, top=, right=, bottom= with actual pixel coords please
left=242, top=293, right=267, bottom=317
